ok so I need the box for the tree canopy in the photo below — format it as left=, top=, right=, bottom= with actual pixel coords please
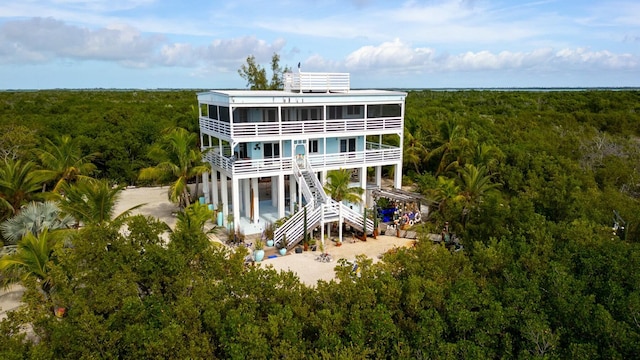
left=1, top=88, right=640, bottom=358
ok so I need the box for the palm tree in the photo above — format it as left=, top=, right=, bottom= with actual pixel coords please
left=138, top=128, right=210, bottom=209
left=35, top=135, right=98, bottom=193
left=457, top=164, right=501, bottom=223
left=428, top=119, right=469, bottom=176
left=0, top=228, right=60, bottom=298
left=57, top=179, right=142, bottom=228
left=427, top=176, right=465, bottom=214
left=1, top=201, right=73, bottom=245
left=470, top=143, right=503, bottom=174
left=0, top=159, right=48, bottom=218
left=403, top=130, right=429, bottom=173
left=324, top=169, right=364, bottom=204
left=174, top=201, right=213, bottom=234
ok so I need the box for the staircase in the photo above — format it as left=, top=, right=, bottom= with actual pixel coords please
left=273, top=158, right=374, bottom=250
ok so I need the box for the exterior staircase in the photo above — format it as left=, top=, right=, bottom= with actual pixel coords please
left=273, top=158, right=374, bottom=250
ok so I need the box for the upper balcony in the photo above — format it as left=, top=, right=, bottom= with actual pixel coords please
left=200, top=116, right=402, bottom=139
left=284, top=72, right=350, bottom=93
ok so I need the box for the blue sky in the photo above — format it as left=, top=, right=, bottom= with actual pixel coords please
left=1, top=0, right=639, bottom=89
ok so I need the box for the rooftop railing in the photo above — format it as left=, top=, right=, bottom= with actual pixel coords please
left=284, top=72, right=350, bottom=93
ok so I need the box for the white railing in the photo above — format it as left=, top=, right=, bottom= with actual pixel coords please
left=201, top=116, right=402, bottom=138
left=204, top=152, right=293, bottom=176
left=307, top=147, right=401, bottom=169
left=273, top=203, right=323, bottom=249
left=205, top=148, right=400, bottom=176
left=284, top=72, right=350, bottom=93
left=305, top=158, right=328, bottom=204
left=292, top=160, right=314, bottom=208
left=327, top=199, right=374, bottom=234
left=200, top=117, right=231, bottom=136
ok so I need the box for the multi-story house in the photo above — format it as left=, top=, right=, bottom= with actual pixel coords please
left=198, top=71, right=406, bottom=249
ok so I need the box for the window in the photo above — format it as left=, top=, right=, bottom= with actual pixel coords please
left=200, top=104, right=208, bottom=117
left=346, top=105, right=364, bottom=117
left=263, top=108, right=277, bottom=122
left=208, top=105, right=218, bottom=120
left=219, top=106, right=230, bottom=122
left=327, top=106, right=343, bottom=120
left=309, top=139, right=319, bottom=153
left=340, top=138, right=356, bottom=153
left=234, top=108, right=248, bottom=123
left=367, top=104, right=401, bottom=118
left=264, top=143, right=280, bottom=158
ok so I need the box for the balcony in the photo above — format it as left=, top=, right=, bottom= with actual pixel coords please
left=205, top=143, right=401, bottom=177
left=284, top=72, right=350, bottom=93
left=200, top=117, right=402, bottom=139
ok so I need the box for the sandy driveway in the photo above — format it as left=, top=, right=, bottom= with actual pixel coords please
left=114, top=186, right=416, bottom=286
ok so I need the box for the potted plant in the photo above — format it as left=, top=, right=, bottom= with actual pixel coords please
left=254, top=238, right=265, bottom=262
left=264, top=223, right=275, bottom=247
left=278, top=234, right=287, bottom=256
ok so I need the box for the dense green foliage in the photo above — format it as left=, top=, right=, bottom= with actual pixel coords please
left=1, top=89, right=640, bottom=358
left=0, top=90, right=199, bottom=184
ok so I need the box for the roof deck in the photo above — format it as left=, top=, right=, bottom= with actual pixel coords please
left=284, top=72, right=350, bottom=93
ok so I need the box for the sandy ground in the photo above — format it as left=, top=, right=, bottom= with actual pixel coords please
left=115, top=186, right=417, bottom=286
left=0, top=187, right=416, bottom=317
left=260, top=235, right=414, bottom=286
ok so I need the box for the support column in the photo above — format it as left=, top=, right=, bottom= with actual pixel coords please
left=251, top=177, right=259, bottom=224
left=271, top=176, right=277, bottom=207
left=232, top=177, right=240, bottom=232
left=221, top=174, right=229, bottom=227
left=211, top=171, right=219, bottom=206
left=360, top=166, right=367, bottom=207
left=242, top=179, right=251, bottom=219
left=375, top=166, right=382, bottom=188
left=278, top=174, right=285, bottom=219
left=394, top=162, right=403, bottom=189
left=289, top=175, right=296, bottom=213
left=202, top=172, right=210, bottom=204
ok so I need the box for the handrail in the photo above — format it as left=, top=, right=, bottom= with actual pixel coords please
left=273, top=202, right=322, bottom=249
left=292, top=160, right=314, bottom=208
left=305, top=158, right=328, bottom=204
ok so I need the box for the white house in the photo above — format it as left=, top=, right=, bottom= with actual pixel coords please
left=198, top=72, right=406, bottom=249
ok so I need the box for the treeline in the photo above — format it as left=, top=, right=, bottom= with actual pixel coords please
left=0, top=89, right=639, bottom=358
left=0, top=90, right=200, bottom=184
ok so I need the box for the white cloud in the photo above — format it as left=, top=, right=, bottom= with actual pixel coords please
left=0, top=17, right=163, bottom=66
left=0, top=17, right=285, bottom=70
left=317, top=39, right=640, bottom=74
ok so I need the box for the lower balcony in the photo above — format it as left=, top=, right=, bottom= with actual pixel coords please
left=204, top=145, right=401, bottom=178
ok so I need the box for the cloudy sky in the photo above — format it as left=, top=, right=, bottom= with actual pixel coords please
left=1, top=0, right=639, bottom=89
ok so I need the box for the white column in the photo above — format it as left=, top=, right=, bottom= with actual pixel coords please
left=289, top=175, right=296, bottom=213
left=394, top=162, right=403, bottom=189
left=271, top=176, right=277, bottom=207
left=320, top=206, right=325, bottom=251
left=360, top=166, right=367, bottom=207
left=338, top=202, right=343, bottom=242
left=251, top=177, right=259, bottom=224
left=202, top=172, right=210, bottom=204
left=278, top=174, right=285, bottom=219
left=375, top=166, right=382, bottom=188
left=211, top=170, right=219, bottom=206
left=242, top=178, right=251, bottom=219
left=232, top=177, right=240, bottom=232
left=221, top=174, right=229, bottom=227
